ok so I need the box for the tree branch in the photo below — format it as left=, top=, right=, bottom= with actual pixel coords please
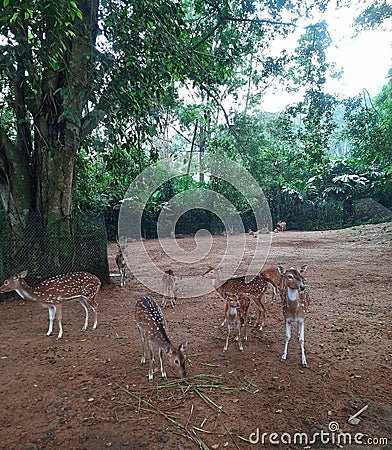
left=192, top=11, right=300, bottom=50
left=200, top=83, right=231, bottom=128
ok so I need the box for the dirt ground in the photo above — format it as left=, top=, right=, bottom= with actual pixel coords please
left=0, top=223, right=391, bottom=450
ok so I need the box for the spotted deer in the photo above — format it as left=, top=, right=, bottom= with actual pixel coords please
left=135, top=296, right=187, bottom=382
left=0, top=271, right=101, bottom=339
left=161, top=269, right=177, bottom=308
left=223, top=293, right=251, bottom=352
left=279, top=265, right=308, bottom=367
left=204, top=267, right=267, bottom=330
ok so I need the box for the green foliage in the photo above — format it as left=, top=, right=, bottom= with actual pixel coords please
left=342, top=81, right=392, bottom=207
left=354, top=0, right=392, bottom=31
left=2, top=0, right=390, bottom=240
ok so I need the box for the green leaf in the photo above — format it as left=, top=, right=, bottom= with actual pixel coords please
left=148, top=126, right=157, bottom=137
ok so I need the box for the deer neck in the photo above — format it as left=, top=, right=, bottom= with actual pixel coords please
left=228, top=306, right=238, bottom=317
left=287, top=287, right=299, bottom=302
left=284, top=287, right=302, bottom=316
left=14, top=280, right=42, bottom=302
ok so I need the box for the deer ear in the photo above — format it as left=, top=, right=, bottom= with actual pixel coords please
left=299, top=264, right=308, bottom=273
left=277, top=266, right=285, bottom=276
left=19, top=270, right=28, bottom=279
left=179, top=342, right=187, bottom=353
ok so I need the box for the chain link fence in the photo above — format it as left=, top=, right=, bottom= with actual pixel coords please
left=0, top=210, right=110, bottom=287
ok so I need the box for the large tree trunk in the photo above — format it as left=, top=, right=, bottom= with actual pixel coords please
left=0, top=0, right=109, bottom=283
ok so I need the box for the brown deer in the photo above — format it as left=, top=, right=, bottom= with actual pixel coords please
left=161, top=269, right=177, bottom=308
left=259, top=265, right=310, bottom=306
left=223, top=293, right=251, bottom=352
left=204, top=267, right=267, bottom=330
left=116, top=238, right=127, bottom=287
left=135, top=296, right=187, bottom=382
left=276, top=221, right=287, bottom=232
left=0, top=271, right=101, bottom=339
left=278, top=265, right=308, bottom=367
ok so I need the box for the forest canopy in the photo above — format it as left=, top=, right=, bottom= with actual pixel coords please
left=0, top=0, right=391, bottom=279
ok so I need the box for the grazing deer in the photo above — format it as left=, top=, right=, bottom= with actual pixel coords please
left=135, top=296, right=187, bottom=382
left=161, top=269, right=177, bottom=308
left=223, top=293, right=251, bottom=352
left=204, top=267, right=267, bottom=331
left=259, top=266, right=284, bottom=303
left=278, top=265, right=308, bottom=367
left=276, top=221, right=287, bottom=232
left=0, top=271, right=100, bottom=339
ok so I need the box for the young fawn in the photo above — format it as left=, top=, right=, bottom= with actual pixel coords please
left=135, top=296, right=187, bottom=381
left=223, top=293, right=251, bottom=352
left=279, top=265, right=308, bottom=367
left=204, top=267, right=267, bottom=331
left=0, top=270, right=101, bottom=339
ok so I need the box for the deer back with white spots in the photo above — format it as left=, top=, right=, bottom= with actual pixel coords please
left=0, top=270, right=101, bottom=339
left=135, top=296, right=187, bottom=382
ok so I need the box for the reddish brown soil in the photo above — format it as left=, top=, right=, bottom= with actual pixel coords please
left=0, top=223, right=391, bottom=450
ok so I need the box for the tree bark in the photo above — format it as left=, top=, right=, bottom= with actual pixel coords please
left=0, top=0, right=109, bottom=283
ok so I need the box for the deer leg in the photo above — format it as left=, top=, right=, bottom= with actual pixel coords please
left=46, top=305, right=56, bottom=336
left=255, top=298, right=266, bottom=331
left=281, top=319, right=291, bottom=362
left=243, top=313, right=248, bottom=342
left=221, top=301, right=228, bottom=327
left=138, top=326, right=146, bottom=364
left=298, top=319, right=307, bottom=368
left=158, top=347, right=167, bottom=380
left=237, top=320, right=243, bottom=351
left=79, top=300, right=89, bottom=331
left=224, top=322, right=231, bottom=351
left=90, top=302, right=98, bottom=330
left=148, top=341, right=155, bottom=382
left=56, top=303, right=63, bottom=340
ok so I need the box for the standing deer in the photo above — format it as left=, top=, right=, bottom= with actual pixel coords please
left=0, top=271, right=101, bottom=339
left=116, top=239, right=127, bottom=287
left=223, top=293, right=251, bottom=352
left=279, top=265, right=308, bottom=367
left=276, top=221, right=287, bottom=232
left=204, top=267, right=267, bottom=330
left=161, top=269, right=177, bottom=308
left=135, top=296, right=187, bottom=382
